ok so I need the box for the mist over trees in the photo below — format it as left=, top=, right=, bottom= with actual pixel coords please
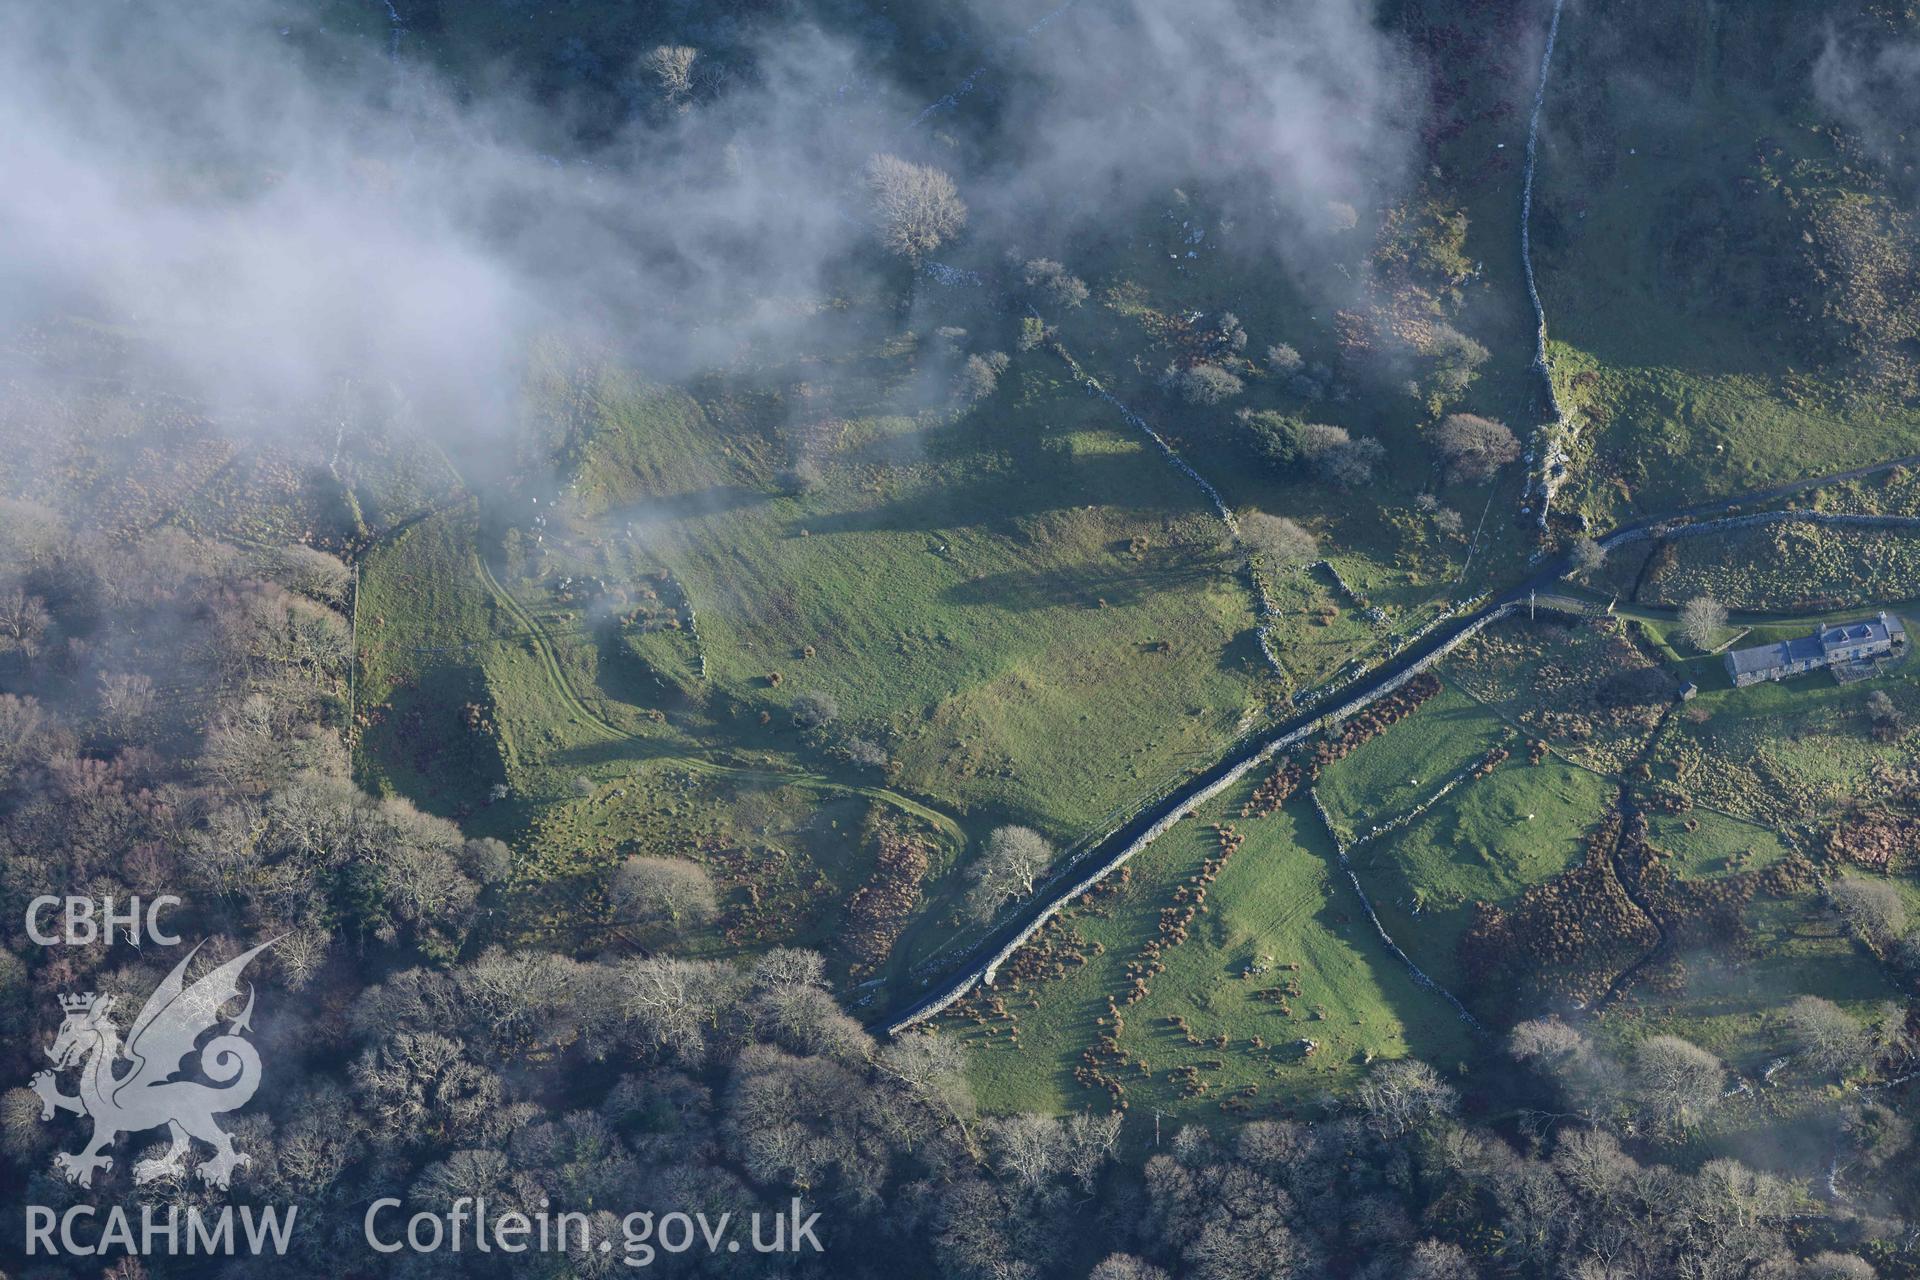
left=2, top=1, right=1917, bottom=1277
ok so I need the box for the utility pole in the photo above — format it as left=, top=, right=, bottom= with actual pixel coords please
left=1153, top=1109, right=1163, bottom=1147
left=1529, top=589, right=1536, bottom=621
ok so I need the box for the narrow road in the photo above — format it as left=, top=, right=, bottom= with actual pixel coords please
left=1597, top=452, right=1920, bottom=551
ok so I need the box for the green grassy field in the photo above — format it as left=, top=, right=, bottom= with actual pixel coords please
left=1444, top=615, right=1674, bottom=772
left=1352, top=761, right=1616, bottom=995
left=1315, top=682, right=1515, bottom=839
left=1645, top=808, right=1793, bottom=880
left=512, top=352, right=1271, bottom=840
left=956, top=778, right=1476, bottom=1119
left=1602, top=888, right=1903, bottom=1075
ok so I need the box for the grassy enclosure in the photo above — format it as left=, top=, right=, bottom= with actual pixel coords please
left=953, top=776, right=1477, bottom=1119
left=1353, top=761, right=1615, bottom=996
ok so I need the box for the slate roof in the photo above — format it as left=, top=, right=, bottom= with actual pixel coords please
left=1726, top=612, right=1907, bottom=679
left=1725, top=634, right=1821, bottom=677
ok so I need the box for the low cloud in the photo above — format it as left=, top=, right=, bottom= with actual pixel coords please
left=0, top=0, right=900, bottom=454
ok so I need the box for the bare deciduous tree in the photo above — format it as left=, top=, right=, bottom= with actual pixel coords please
left=1090, top=1256, right=1170, bottom=1280
left=964, top=825, right=1053, bottom=922
left=642, top=45, right=698, bottom=110
left=96, top=671, right=155, bottom=738
left=611, top=856, right=718, bottom=932
left=1783, top=995, right=1871, bottom=1079
left=956, top=351, right=1010, bottom=402
left=877, top=1030, right=973, bottom=1114
left=269, top=545, right=351, bottom=605
left=1804, top=1253, right=1878, bottom=1280
left=987, top=1114, right=1064, bottom=1192
left=1678, top=595, right=1728, bottom=651
left=1164, top=362, right=1244, bottom=405
left=1828, top=874, right=1908, bottom=950
left=1240, top=512, right=1317, bottom=568
left=1432, top=413, right=1520, bottom=484
left=1865, top=688, right=1903, bottom=742
left=1298, top=422, right=1385, bottom=488
left=865, top=154, right=967, bottom=261
left=1060, top=1111, right=1122, bottom=1192
left=0, top=586, right=52, bottom=654
left=1631, top=1035, right=1723, bottom=1133
left=1021, top=258, right=1088, bottom=309
left=1355, top=1059, right=1457, bottom=1138
left=1402, top=1239, right=1477, bottom=1280
left=610, top=956, right=743, bottom=1067
left=1571, top=536, right=1607, bottom=575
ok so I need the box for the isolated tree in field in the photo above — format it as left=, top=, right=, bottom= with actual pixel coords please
left=865, top=154, right=967, bottom=261
left=965, top=825, right=1053, bottom=922
left=1783, top=995, right=1871, bottom=1078
left=1240, top=512, right=1317, bottom=568
left=1678, top=595, right=1728, bottom=651
left=1022, top=258, right=1089, bottom=309
left=1432, top=413, right=1520, bottom=484
left=611, top=856, right=717, bottom=931
left=1828, top=874, right=1907, bottom=950
left=1631, top=1034, right=1723, bottom=1133
left=1571, top=536, right=1607, bottom=575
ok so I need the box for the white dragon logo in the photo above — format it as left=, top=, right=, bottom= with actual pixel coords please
left=31, top=938, right=276, bottom=1190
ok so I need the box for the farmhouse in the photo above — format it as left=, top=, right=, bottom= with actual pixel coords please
left=1724, top=612, right=1908, bottom=687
